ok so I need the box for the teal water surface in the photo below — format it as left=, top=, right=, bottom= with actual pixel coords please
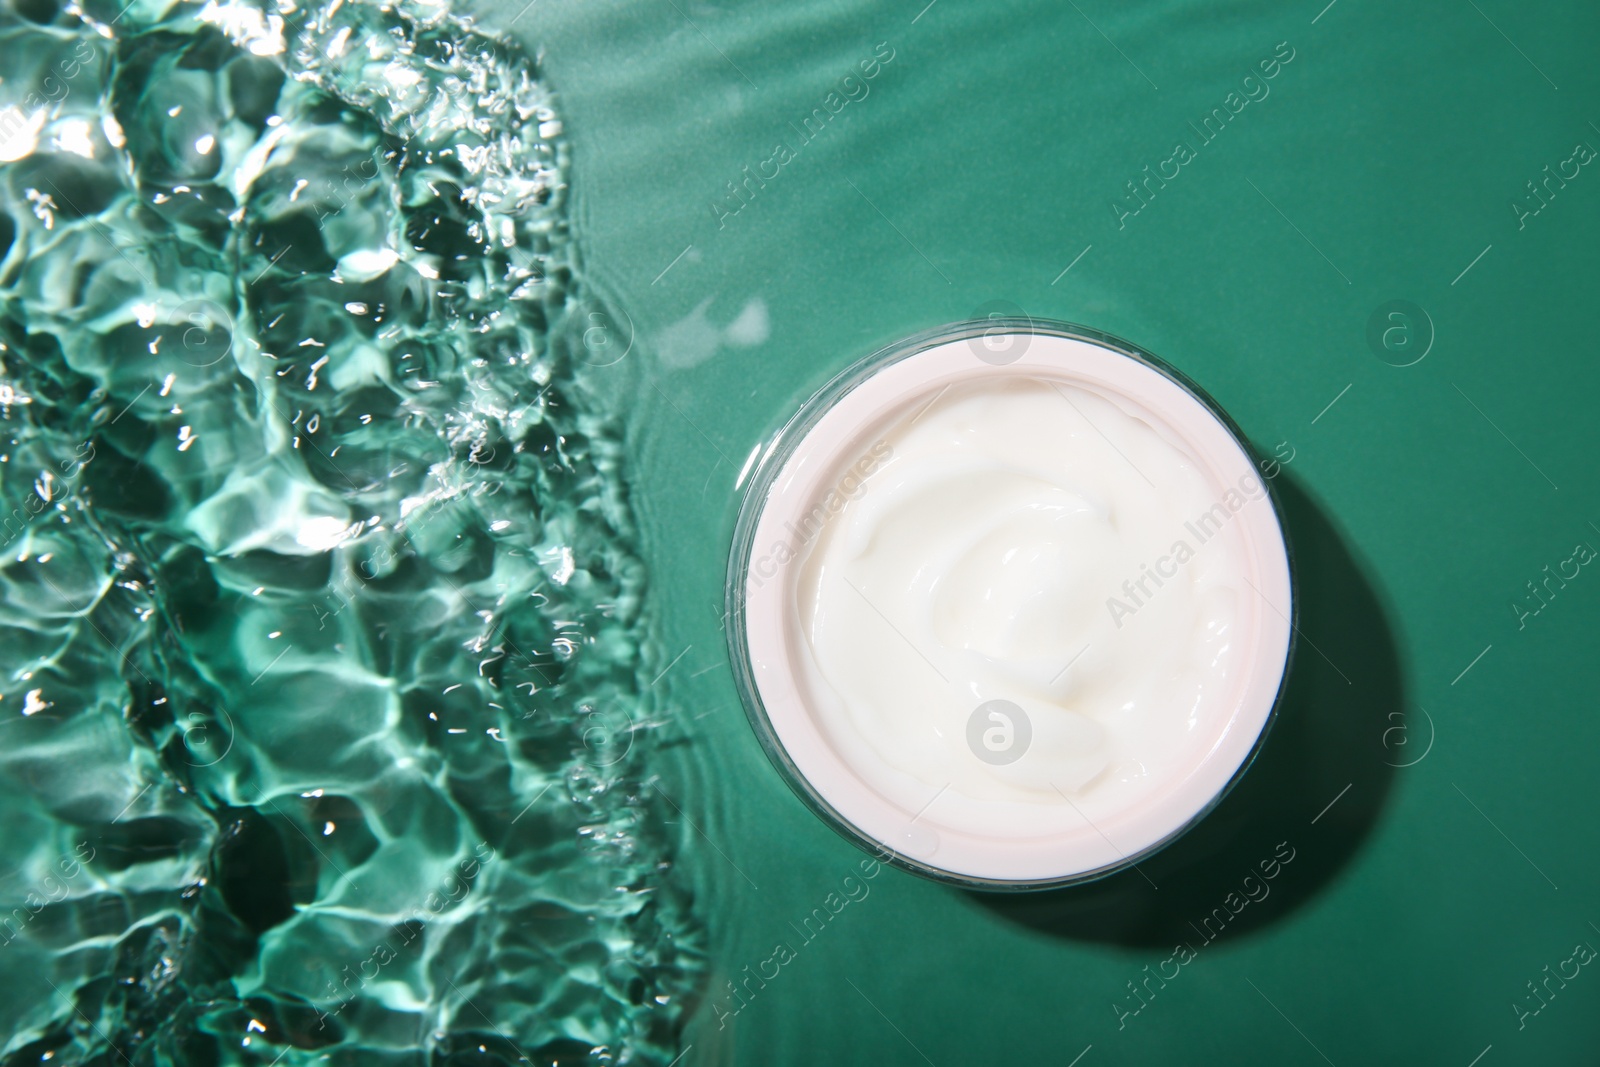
left=485, top=0, right=1600, bottom=1064
left=8, top=0, right=1600, bottom=1063
left=0, top=0, right=699, bottom=1062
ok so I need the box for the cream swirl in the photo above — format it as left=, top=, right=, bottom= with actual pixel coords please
left=795, top=376, right=1261, bottom=832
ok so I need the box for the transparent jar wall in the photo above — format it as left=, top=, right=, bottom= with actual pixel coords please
left=727, top=321, right=1296, bottom=891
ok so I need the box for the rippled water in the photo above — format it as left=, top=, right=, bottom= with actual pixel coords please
left=0, top=0, right=699, bottom=1062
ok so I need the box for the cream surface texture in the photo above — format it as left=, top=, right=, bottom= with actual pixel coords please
left=793, top=377, right=1269, bottom=838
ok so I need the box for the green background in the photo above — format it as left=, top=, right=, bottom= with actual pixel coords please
left=478, top=0, right=1600, bottom=1062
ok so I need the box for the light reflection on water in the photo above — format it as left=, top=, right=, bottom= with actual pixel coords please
left=0, top=0, right=699, bottom=1062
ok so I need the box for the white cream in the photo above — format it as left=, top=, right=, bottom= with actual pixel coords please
left=737, top=331, right=1292, bottom=883
left=797, top=379, right=1267, bottom=836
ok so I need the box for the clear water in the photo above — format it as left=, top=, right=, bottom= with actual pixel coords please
left=0, top=0, right=698, bottom=1062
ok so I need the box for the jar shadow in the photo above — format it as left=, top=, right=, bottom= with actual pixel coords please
left=967, top=471, right=1404, bottom=947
